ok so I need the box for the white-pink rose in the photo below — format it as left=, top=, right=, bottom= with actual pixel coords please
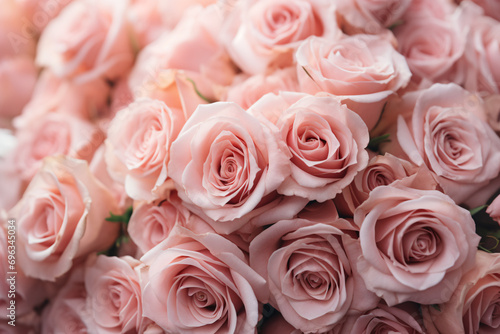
left=222, top=0, right=341, bottom=75
left=105, top=98, right=185, bottom=201
left=250, top=218, right=378, bottom=333
left=36, top=0, right=134, bottom=84
left=168, top=101, right=307, bottom=234
left=84, top=255, right=146, bottom=333
left=397, top=83, right=500, bottom=204
left=354, top=183, right=480, bottom=305
left=296, top=34, right=411, bottom=130
left=9, top=156, right=120, bottom=281
left=141, top=225, right=266, bottom=333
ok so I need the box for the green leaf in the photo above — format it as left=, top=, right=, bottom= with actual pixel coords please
left=186, top=78, right=215, bottom=103
left=389, top=20, right=405, bottom=30
left=431, top=304, right=441, bottom=312
left=105, top=206, right=133, bottom=225
left=469, top=205, right=488, bottom=216
left=368, top=134, right=391, bottom=152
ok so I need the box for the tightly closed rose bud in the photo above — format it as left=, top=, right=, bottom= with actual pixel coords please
left=354, top=182, right=480, bottom=305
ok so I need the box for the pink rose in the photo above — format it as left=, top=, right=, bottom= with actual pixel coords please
left=127, top=0, right=216, bottom=49
left=402, top=0, right=456, bottom=21
left=457, top=3, right=500, bottom=94
left=484, top=94, right=500, bottom=134
left=223, top=67, right=300, bottom=110
left=458, top=0, right=500, bottom=21
left=129, top=5, right=236, bottom=102
left=16, top=0, right=74, bottom=34
left=340, top=302, right=425, bottom=334
left=296, top=34, right=411, bottom=130
left=84, top=255, right=146, bottom=333
left=141, top=225, right=266, bottom=333
left=9, top=156, right=120, bottom=281
left=251, top=93, right=370, bottom=202
left=394, top=14, right=465, bottom=85
left=41, top=265, right=94, bottom=333
left=0, top=0, right=37, bottom=58
left=168, top=101, right=307, bottom=234
left=105, top=98, right=185, bottom=201
left=423, top=251, right=500, bottom=333
left=222, top=0, right=341, bottom=74
left=36, top=0, right=134, bottom=84
left=337, top=0, right=412, bottom=34
left=487, top=194, right=500, bottom=225
left=0, top=56, right=37, bottom=119
left=0, top=223, right=47, bottom=318
left=13, top=112, right=103, bottom=182
left=249, top=218, right=378, bottom=333
left=354, top=183, right=480, bottom=305
left=14, top=70, right=111, bottom=125
left=335, top=153, right=418, bottom=217
left=397, top=83, right=500, bottom=204
left=128, top=192, right=191, bottom=255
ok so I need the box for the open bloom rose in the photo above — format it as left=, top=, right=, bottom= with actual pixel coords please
left=251, top=93, right=370, bottom=202
left=340, top=302, right=425, bottom=334
left=250, top=218, right=378, bottom=333
left=36, top=0, right=134, bottom=84
left=105, top=98, right=185, bottom=201
left=296, top=34, right=411, bottom=130
left=141, top=225, right=266, bottom=333
left=128, top=192, right=191, bottom=254
left=168, top=101, right=307, bottom=234
left=9, top=156, right=120, bottom=281
left=335, top=153, right=418, bottom=216
left=423, top=251, right=500, bottom=333
left=222, top=0, right=341, bottom=75
left=394, top=14, right=464, bottom=85
left=353, top=183, right=480, bottom=305
left=397, top=83, right=500, bottom=204
left=85, top=255, right=146, bottom=333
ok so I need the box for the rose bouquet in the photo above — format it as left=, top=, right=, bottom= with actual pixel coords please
left=1, top=0, right=500, bottom=333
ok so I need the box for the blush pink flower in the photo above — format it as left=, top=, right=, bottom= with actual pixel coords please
left=84, top=255, right=146, bottom=333
left=105, top=98, right=185, bottom=201
left=36, top=0, right=134, bottom=84
left=296, top=34, right=411, bottom=130
left=251, top=93, right=370, bottom=202
left=250, top=218, right=378, bottom=333
left=128, top=192, right=191, bottom=255
left=397, top=83, right=500, bottom=204
left=9, top=156, right=120, bottom=281
left=222, top=0, right=341, bottom=75
left=354, top=183, right=480, bottom=305
left=168, top=101, right=306, bottom=234
left=141, top=225, right=266, bottom=334
left=423, top=251, right=500, bottom=333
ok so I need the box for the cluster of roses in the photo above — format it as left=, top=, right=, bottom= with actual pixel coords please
left=1, top=0, right=500, bottom=333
